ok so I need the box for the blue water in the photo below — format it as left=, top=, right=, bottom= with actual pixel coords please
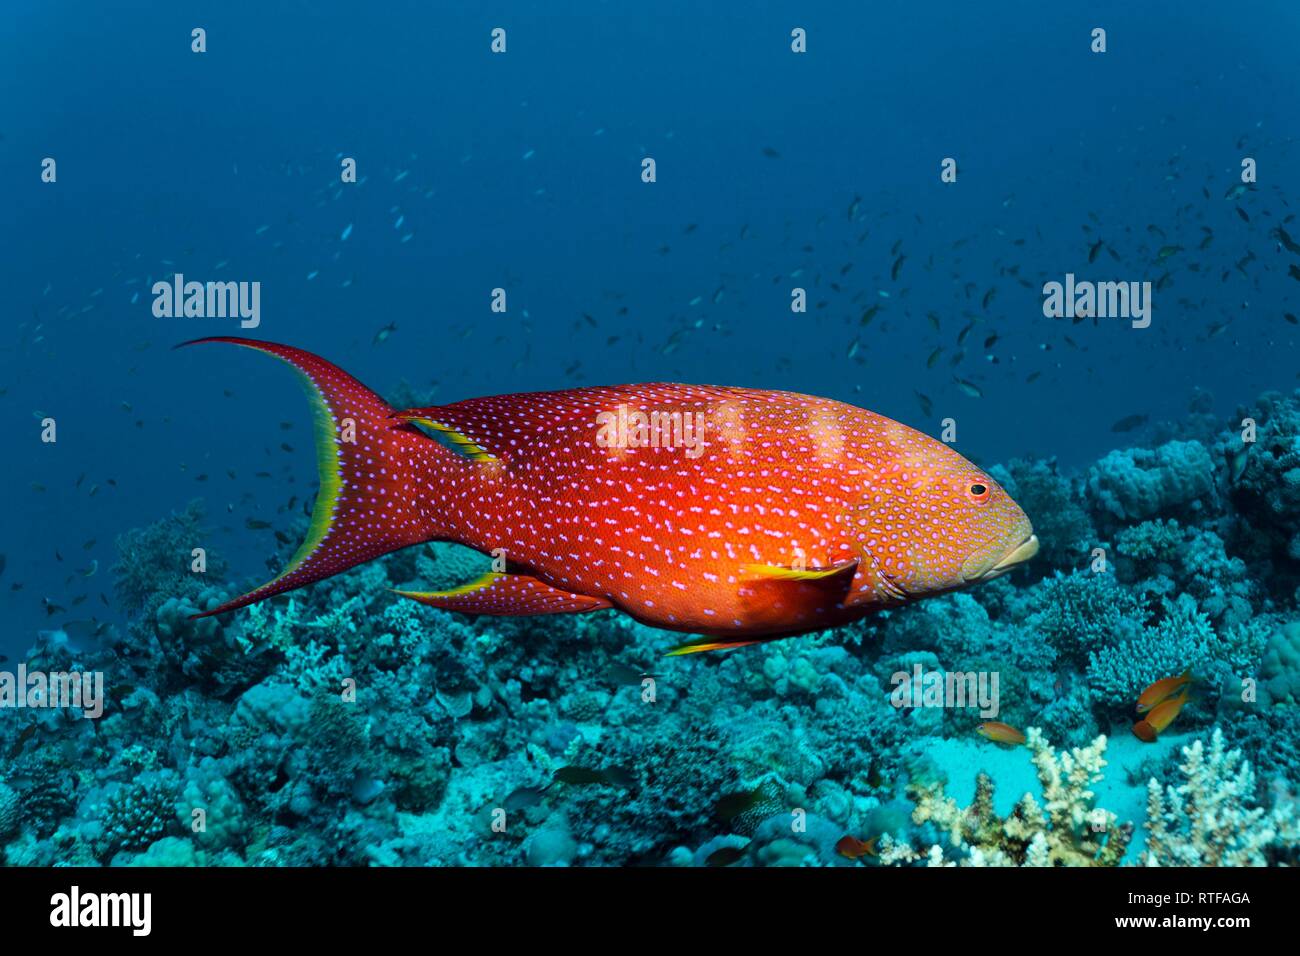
left=4, top=2, right=1297, bottom=644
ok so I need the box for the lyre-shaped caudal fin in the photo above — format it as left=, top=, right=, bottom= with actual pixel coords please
left=178, top=337, right=450, bottom=618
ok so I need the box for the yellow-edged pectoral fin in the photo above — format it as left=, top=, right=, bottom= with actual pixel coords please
left=739, top=559, right=860, bottom=582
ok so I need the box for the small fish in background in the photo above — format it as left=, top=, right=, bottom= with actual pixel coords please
left=605, top=662, right=653, bottom=686
left=977, top=721, right=1026, bottom=745
left=373, top=322, right=398, bottom=345
left=705, top=845, right=748, bottom=867
left=1272, top=227, right=1300, bottom=255
left=835, top=835, right=879, bottom=860
left=503, top=786, right=545, bottom=812
left=7, top=723, right=38, bottom=760
left=547, top=766, right=632, bottom=789
left=1110, top=413, right=1149, bottom=433
left=761, top=146, right=780, bottom=158
left=1226, top=443, right=1251, bottom=485
left=714, top=787, right=764, bottom=823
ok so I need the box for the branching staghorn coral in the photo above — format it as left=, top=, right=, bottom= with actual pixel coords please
left=882, top=728, right=1132, bottom=867
left=1142, top=728, right=1300, bottom=866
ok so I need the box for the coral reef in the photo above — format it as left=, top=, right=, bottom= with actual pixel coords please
left=5, top=388, right=1300, bottom=867
left=880, top=730, right=1132, bottom=866
left=1142, top=729, right=1300, bottom=866
left=1086, top=440, right=1216, bottom=525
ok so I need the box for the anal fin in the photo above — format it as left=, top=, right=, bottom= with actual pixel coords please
left=666, top=637, right=763, bottom=657
left=394, top=573, right=611, bottom=616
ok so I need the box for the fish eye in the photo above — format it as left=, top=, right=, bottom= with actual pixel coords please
left=967, top=482, right=990, bottom=503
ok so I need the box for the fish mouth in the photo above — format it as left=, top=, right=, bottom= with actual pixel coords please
left=982, top=535, right=1034, bottom=580
left=971, top=533, right=1039, bottom=581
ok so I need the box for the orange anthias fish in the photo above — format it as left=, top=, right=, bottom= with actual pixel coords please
left=182, top=338, right=1038, bottom=651
left=1131, top=720, right=1158, bottom=743
left=977, top=721, right=1026, bottom=745
left=1133, top=686, right=1192, bottom=742
left=1136, top=669, right=1192, bottom=713
left=836, top=835, right=879, bottom=860
left=1146, top=686, right=1191, bottom=731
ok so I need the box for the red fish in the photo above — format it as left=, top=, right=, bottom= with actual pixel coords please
left=976, top=721, right=1026, bottom=745
left=182, top=338, right=1037, bottom=651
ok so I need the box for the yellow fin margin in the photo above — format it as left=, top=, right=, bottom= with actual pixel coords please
left=402, top=417, right=498, bottom=462
left=739, top=560, right=857, bottom=581
left=391, top=571, right=504, bottom=601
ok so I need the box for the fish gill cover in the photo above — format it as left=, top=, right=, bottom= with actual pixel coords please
left=0, top=0, right=1298, bottom=895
